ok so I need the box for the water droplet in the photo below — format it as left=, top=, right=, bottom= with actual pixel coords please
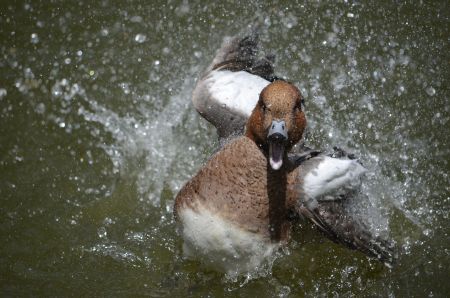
left=162, top=47, right=171, bottom=55
left=0, top=88, right=7, bottom=99
left=52, top=85, right=62, bottom=97
left=103, top=217, right=114, bottom=225
left=35, top=103, right=45, bottom=114
left=278, top=285, right=291, bottom=297
left=30, top=33, right=39, bottom=44
left=120, top=83, right=130, bottom=94
left=372, top=71, right=379, bottom=79
left=194, top=51, right=202, bottom=58
left=130, top=15, right=143, bottom=23
left=97, top=227, right=107, bottom=239
left=134, top=33, right=147, bottom=43
left=100, top=28, right=109, bottom=36
left=425, top=86, right=436, bottom=96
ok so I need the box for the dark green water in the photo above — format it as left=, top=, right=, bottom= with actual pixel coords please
left=1, top=1, right=449, bottom=296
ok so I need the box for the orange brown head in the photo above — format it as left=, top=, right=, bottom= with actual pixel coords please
left=245, top=80, right=307, bottom=170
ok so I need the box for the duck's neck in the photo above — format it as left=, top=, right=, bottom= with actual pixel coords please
left=266, top=162, right=290, bottom=242
left=244, top=134, right=293, bottom=242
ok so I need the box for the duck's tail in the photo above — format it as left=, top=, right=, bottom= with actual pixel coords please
left=206, top=31, right=278, bottom=81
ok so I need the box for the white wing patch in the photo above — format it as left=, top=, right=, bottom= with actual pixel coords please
left=303, top=156, right=367, bottom=200
left=206, top=70, right=270, bottom=117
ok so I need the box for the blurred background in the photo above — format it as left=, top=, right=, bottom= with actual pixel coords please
left=0, top=1, right=448, bottom=296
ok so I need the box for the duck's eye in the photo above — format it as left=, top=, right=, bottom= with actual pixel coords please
left=295, top=98, right=305, bottom=111
left=261, top=102, right=267, bottom=112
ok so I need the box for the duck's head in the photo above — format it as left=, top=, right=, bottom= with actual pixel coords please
left=246, top=80, right=306, bottom=170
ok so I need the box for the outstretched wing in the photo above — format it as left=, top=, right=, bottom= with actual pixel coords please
left=294, top=156, right=396, bottom=266
left=298, top=201, right=396, bottom=266
left=192, top=33, right=277, bottom=141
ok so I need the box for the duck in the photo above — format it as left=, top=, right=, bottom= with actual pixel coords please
left=174, top=32, right=395, bottom=276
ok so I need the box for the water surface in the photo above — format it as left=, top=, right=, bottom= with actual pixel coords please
left=1, top=1, right=449, bottom=296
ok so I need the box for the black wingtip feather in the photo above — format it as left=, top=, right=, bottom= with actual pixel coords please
left=210, top=30, right=278, bottom=82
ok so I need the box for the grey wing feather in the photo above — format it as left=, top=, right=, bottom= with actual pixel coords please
left=293, top=153, right=396, bottom=266
left=297, top=200, right=396, bottom=266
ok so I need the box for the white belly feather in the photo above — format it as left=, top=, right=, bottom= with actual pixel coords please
left=177, top=204, right=278, bottom=277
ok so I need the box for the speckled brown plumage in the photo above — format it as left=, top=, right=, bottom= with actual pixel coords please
left=174, top=136, right=299, bottom=243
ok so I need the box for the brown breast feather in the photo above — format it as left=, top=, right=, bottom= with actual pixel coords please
left=174, top=136, right=300, bottom=242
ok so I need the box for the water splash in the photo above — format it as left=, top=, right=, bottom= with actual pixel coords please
left=48, top=70, right=211, bottom=206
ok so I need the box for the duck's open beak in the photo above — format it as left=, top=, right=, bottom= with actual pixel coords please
left=267, top=120, right=288, bottom=170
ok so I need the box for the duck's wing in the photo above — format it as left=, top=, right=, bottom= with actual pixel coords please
left=193, top=33, right=276, bottom=141
left=298, top=201, right=396, bottom=266
left=293, top=156, right=396, bottom=266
